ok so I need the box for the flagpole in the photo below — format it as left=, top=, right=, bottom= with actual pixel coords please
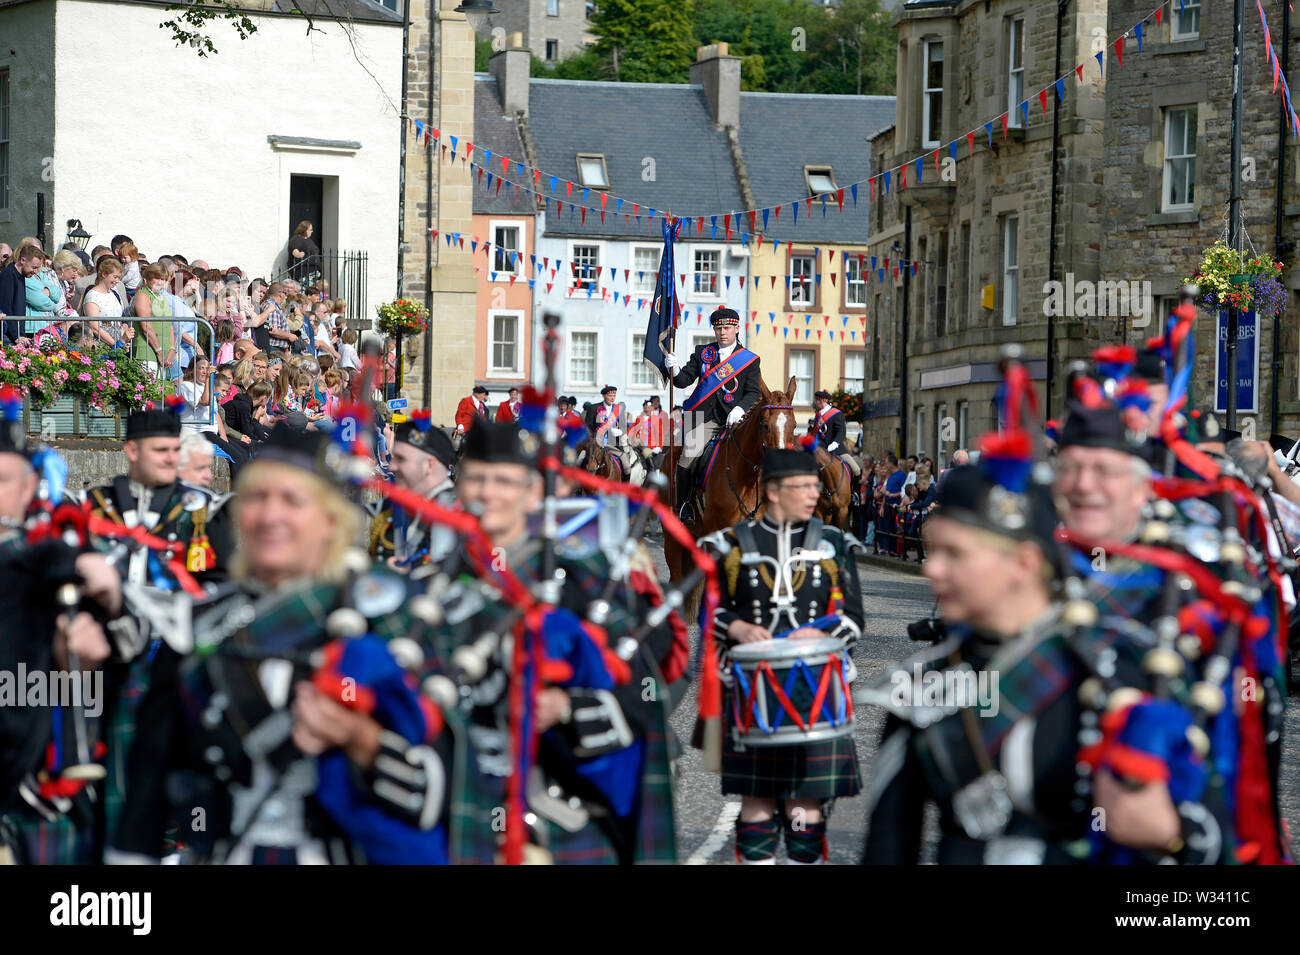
left=668, top=215, right=677, bottom=516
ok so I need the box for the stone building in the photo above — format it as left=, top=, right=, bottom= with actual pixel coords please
left=860, top=0, right=1107, bottom=464
left=400, top=0, right=480, bottom=420
left=1101, top=0, right=1300, bottom=439
left=472, top=0, right=594, bottom=65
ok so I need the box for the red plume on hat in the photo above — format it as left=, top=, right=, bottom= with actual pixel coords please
left=0, top=385, right=22, bottom=422
left=164, top=394, right=188, bottom=416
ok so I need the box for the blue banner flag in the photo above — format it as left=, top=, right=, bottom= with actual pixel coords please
left=642, top=217, right=683, bottom=390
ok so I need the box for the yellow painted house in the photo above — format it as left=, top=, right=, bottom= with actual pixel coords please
left=743, top=242, right=871, bottom=432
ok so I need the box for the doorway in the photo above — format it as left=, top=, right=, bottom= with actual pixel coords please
left=289, top=175, right=326, bottom=251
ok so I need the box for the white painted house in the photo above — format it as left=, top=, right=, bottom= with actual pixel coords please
left=0, top=0, right=402, bottom=318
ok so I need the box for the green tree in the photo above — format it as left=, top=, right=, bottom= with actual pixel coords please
left=590, top=0, right=696, bottom=83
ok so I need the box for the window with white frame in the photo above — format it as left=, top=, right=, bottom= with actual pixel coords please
left=488, top=310, right=524, bottom=377
left=570, top=243, right=601, bottom=292
left=844, top=351, right=865, bottom=392
left=915, top=407, right=927, bottom=455
left=691, top=332, right=715, bottom=357
left=845, top=255, right=866, bottom=307
left=1163, top=107, right=1197, bottom=212
left=0, top=69, right=9, bottom=212
left=568, top=331, right=598, bottom=387
left=790, top=253, right=815, bottom=307
left=492, top=222, right=521, bottom=278
left=631, top=245, right=660, bottom=294
left=958, top=402, right=968, bottom=450
left=1007, top=17, right=1025, bottom=129
left=630, top=333, right=658, bottom=389
left=1002, top=215, right=1019, bottom=326
left=1172, top=0, right=1201, bottom=40
left=923, top=40, right=944, bottom=148
left=693, top=248, right=721, bottom=298
left=547, top=0, right=558, bottom=15
left=545, top=39, right=559, bottom=61
left=789, top=349, right=815, bottom=405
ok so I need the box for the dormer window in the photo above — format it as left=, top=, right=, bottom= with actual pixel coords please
left=576, top=153, right=609, bottom=189
left=805, top=166, right=836, bottom=196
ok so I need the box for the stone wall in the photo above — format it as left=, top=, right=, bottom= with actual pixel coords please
left=1102, top=0, right=1300, bottom=436
left=403, top=0, right=480, bottom=424
left=861, top=0, right=1106, bottom=462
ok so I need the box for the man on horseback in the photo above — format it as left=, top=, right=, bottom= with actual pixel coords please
left=812, top=390, right=860, bottom=479
left=665, top=306, right=762, bottom=523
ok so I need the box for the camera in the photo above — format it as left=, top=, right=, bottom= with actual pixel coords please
left=906, top=617, right=946, bottom=643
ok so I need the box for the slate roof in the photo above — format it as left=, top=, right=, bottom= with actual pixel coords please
left=525, top=78, right=746, bottom=240
left=737, top=91, right=896, bottom=245
left=473, top=75, right=535, bottom=216
left=473, top=73, right=896, bottom=244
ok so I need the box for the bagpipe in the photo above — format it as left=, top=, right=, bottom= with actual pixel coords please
left=305, top=312, right=721, bottom=863
left=1056, top=287, right=1290, bottom=864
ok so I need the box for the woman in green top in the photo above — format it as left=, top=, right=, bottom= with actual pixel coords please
left=130, top=263, right=177, bottom=380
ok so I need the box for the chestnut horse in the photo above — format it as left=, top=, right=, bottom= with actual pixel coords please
left=580, top=439, right=626, bottom=483
left=660, top=376, right=798, bottom=596
left=813, top=447, right=853, bottom=528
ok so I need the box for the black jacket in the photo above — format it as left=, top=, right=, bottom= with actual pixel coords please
left=816, top=407, right=848, bottom=451
left=224, top=388, right=270, bottom=443
left=0, top=263, right=26, bottom=343
left=670, top=341, right=761, bottom=426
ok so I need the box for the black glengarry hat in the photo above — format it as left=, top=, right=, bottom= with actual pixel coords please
left=762, top=447, right=818, bottom=482
left=463, top=418, right=536, bottom=466
left=125, top=399, right=183, bottom=441
left=395, top=412, right=456, bottom=468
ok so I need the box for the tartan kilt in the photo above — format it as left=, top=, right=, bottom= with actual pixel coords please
left=0, top=806, right=98, bottom=865
left=720, top=688, right=861, bottom=799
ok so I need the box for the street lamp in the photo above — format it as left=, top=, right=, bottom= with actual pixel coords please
left=65, top=219, right=91, bottom=251
left=454, top=0, right=498, bottom=32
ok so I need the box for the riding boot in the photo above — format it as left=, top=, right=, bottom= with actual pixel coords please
left=675, top=466, right=696, bottom=523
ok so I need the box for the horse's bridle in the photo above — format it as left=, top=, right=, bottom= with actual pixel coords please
left=722, top=401, right=794, bottom=521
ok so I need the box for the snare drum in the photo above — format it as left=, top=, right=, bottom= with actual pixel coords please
left=727, top=637, right=855, bottom=747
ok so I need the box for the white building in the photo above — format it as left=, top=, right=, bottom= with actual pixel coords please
left=0, top=0, right=402, bottom=318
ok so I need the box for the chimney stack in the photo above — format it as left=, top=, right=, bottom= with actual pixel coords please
left=490, top=31, right=530, bottom=116
left=690, top=42, right=741, bottom=129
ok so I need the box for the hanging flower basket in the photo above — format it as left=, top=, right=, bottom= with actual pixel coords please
left=375, top=299, right=430, bottom=337
left=1185, top=240, right=1289, bottom=314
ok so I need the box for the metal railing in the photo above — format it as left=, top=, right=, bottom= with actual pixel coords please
left=269, top=248, right=369, bottom=328
left=12, top=315, right=219, bottom=439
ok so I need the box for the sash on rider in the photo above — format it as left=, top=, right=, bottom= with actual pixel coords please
left=683, top=348, right=759, bottom=413
left=596, top=402, right=624, bottom=447
left=816, top=405, right=842, bottom=431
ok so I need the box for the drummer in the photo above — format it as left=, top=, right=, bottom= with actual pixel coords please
left=712, top=445, right=865, bottom=864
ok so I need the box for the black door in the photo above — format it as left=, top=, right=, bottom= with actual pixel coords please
left=289, top=175, right=325, bottom=252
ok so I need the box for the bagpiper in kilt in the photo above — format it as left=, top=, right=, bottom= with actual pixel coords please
left=430, top=418, right=678, bottom=864
left=110, top=425, right=474, bottom=864
left=81, top=402, right=234, bottom=853
left=0, top=393, right=128, bottom=864
left=369, top=410, right=458, bottom=570
left=710, top=445, right=865, bottom=864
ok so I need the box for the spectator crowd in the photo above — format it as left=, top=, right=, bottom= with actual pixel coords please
left=0, top=228, right=402, bottom=481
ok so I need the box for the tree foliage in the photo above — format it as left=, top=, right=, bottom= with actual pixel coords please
left=589, top=0, right=697, bottom=83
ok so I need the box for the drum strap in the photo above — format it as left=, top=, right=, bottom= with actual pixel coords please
left=948, top=648, right=997, bottom=777
left=734, top=522, right=758, bottom=556
left=802, top=518, right=824, bottom=554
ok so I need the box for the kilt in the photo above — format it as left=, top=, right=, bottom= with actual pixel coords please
left=0, top=806, right=98, bottom=865
left=720, top=688, right=860, bottom=799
